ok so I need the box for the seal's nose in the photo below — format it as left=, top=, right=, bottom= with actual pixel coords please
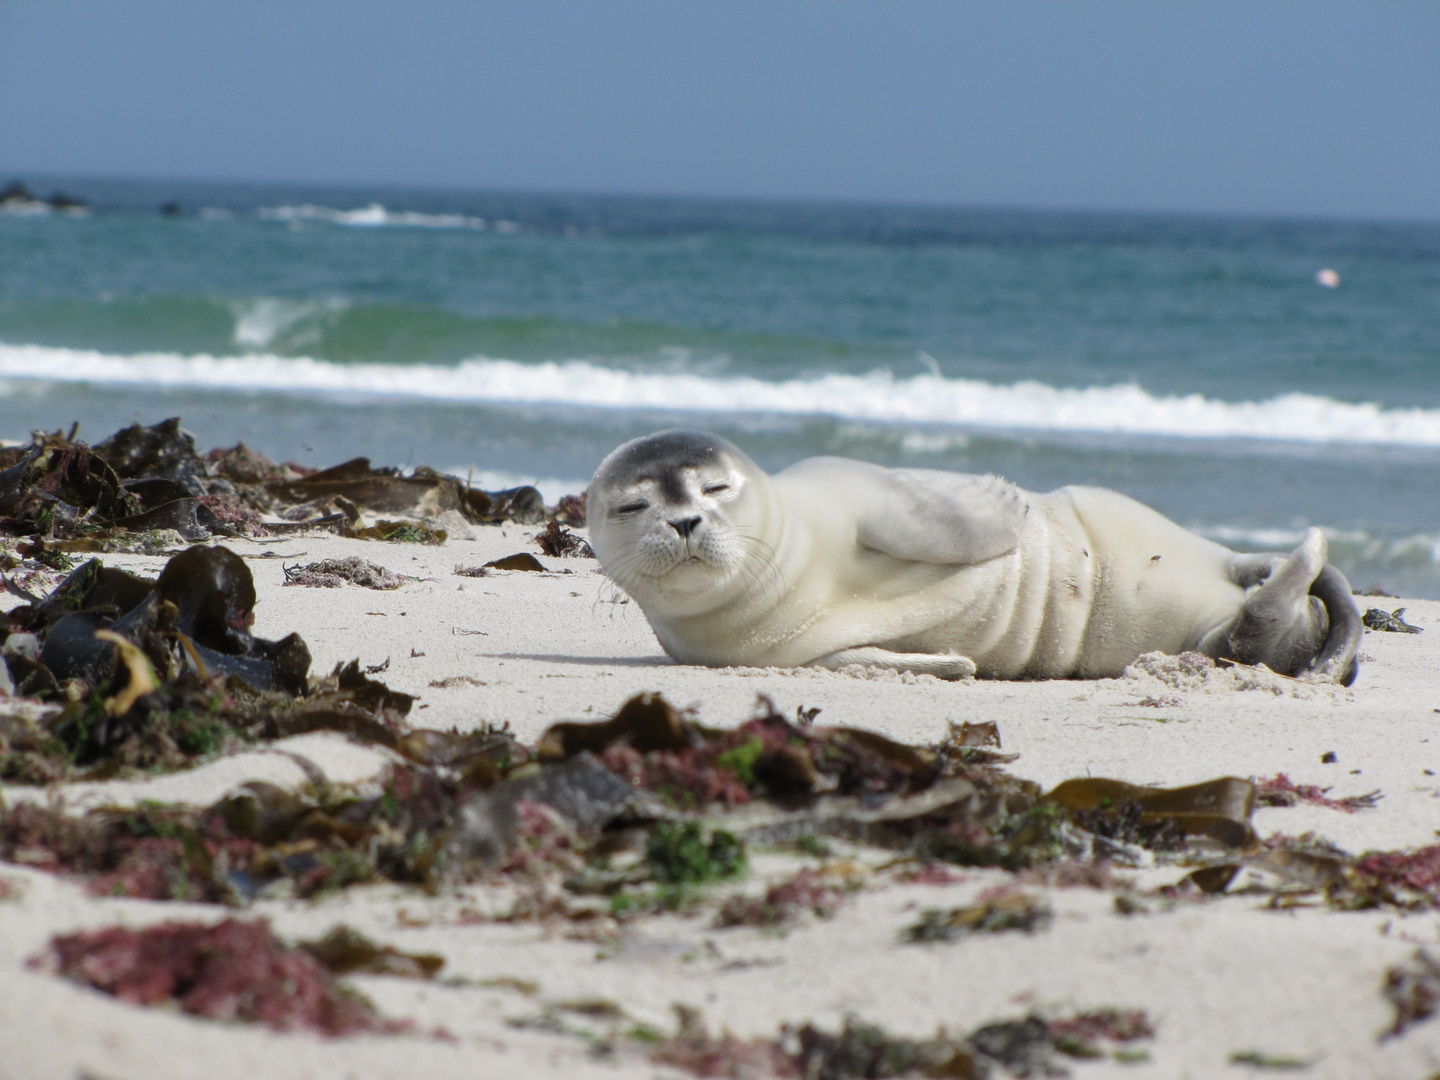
left=668, top=515, right=702, bottom=538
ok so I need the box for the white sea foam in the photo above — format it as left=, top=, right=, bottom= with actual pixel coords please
left=7, top=342, right=1440, bottom=449
left=1196, top=525, right=1440, bottom=566
left=230, top=298, right=347, bottom=350
left=257, top=204, right=489, bottom=230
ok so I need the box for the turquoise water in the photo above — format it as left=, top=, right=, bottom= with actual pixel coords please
left=3, top=178, right=1439, bottom=595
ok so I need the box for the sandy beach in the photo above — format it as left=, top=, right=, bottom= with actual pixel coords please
left=2, top=513, right=1439, bottom=1080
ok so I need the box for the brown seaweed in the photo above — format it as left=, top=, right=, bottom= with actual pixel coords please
left=901, top=893, right=1053, bottom=942
left=1362, top=607, right=1423, bottom=633
left=0, top=546, right=386, bottom=771
left=1045, top=776, right=1257, bottom=850
left=299, top=925, right=444, bottom=979
left=1382, top=949, right=1440, bottom=1039
left=485, top=552, right=547, bottom=571
left=0, top=418, right=562, bottom=556
left=535, top=520, right=595, bottom=558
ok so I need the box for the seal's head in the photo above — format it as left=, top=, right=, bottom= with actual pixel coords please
left=587, top=430, right=776, bottom=617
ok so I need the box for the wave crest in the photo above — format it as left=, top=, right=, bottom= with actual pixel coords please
left=256, top=203, right=505, bottom=230
left=4, top=343, right=1440, bottom=448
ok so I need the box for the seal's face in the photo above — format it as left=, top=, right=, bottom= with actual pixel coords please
left=587, top=430, right=770, bottom=616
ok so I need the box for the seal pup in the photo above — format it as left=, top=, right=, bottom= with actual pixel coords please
left=587, top=430, right=1362, bottom=685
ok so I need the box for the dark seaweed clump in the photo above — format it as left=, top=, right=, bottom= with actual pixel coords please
left=0, top=541, right=528, bottom=785
left=652, top=1008, right=1155, bottom=1078
left=5, top=676, right=1436, bottom=919
left=0, top=417, right=583, bottom=559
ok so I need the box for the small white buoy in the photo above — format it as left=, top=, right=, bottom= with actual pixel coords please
left=1316, top=268, right=1340, bottom=288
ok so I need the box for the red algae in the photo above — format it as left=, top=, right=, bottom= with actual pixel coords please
left=1255, top=773, right=1381, bottom=813
left=37, top=919, right=392, bottom=1035
left=715, top=868, right=846, bottom=928
left=1350, top=845, right=1440, bottom=908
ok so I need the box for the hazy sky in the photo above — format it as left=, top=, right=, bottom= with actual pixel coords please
left=2, top=2, right=1437, bottom=219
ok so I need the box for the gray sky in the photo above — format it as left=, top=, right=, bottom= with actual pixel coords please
left=2, top=1, right=1437, bottom=219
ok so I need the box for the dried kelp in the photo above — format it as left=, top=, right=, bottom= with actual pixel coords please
left=535, top=520, right=594, bottom=558
left=13, top=687, right=1428, bottom=929
left=541, top=694, right=945, bottom=811
left=901, top=893, right=1053, bottom=942
left=485, top=552, right=547, bottom=572
left=0, top=420, right=259, bottom=545
left=553, top=493, right=587, bottom=527
left=1362, top=607, right=1423, bottom=633
left=299, top=924, right=444, bottom=979
left=0, top=419, right=582, bottom=558
left=653, top=1007, right=1157, bottom=1080
left=1175, top=838, right=1440, bottom=912
left=0, top=544, right=483, bottom=780
left=1045, top=775, right=1258, bottom=851
left=34, top=918, right=408, bottom=1035
left=1382, top=949, right=1440, bottom=1039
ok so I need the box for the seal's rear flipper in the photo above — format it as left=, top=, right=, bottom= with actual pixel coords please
left=1307, top=563, right=1362, bottom=686
left=1222, top=528, right=1361, bottom=684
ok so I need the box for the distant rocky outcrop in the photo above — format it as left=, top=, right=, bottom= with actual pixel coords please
left=0, top=181, right=92, bottom=216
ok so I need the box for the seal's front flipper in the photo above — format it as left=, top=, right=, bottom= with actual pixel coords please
left=856, top=470, right=1027, bottom=566
left=809, top=647, right=977, bottom=680
left=1220, top=528, right=1361, bottom=684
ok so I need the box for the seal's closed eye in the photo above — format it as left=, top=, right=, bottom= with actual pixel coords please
left=702, top=483, right=730, bottom=495
left=614, top=501, right=649, bottom=515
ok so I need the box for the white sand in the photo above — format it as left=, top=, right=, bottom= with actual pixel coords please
left=3, top=524, right=1440, bottom=1079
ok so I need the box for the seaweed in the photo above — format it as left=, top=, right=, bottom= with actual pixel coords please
left=1381, top=949, right=1440, bottom=1039
left=34, top=918, right=402, bottom=1035
left=0, top=545, right=461, bottom=777
left=0, top=419, right=564, bottom=560
left=553, top=492, right=587, bottom=527
left=1254, top=773, right=1381, bottom=813
left=901, top=893, right=1053, bottom=942
left=1228, top=1049, right=1318, bottom=1070
left=282, top=556, right=403, bottom=589
left=1362, top=607, right=1423, bottom=633
left=18, top=685, right=1422, bottom=932
left=1045, top=775, right=1257, bottom=851
left=543, top=694, right=942, bottom=810
left=299, top=924, right=444, bottom=979
left=788, top=1016, right=981, bottom=1079
left=646, top=822, right=746, bottom=885
left=485, top=552, right=547, bottom=571
left=535, top=520, right=594, bottom=558
left=714, top=868, right=846, bottom=928
left=348, top=519, right=447, bottom=545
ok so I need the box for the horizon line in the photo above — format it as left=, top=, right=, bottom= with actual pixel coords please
left=5, top=168, right=1439, bottom=231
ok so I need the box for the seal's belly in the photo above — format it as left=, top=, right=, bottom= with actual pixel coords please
left=819, top=487, right=1246, bottom=679
left=884, top=494, right=1097, bottom=678
left=1064, top=486, right=1245, bottom=675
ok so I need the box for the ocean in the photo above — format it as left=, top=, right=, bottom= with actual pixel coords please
left=3, top=177, right=1439, bottom=596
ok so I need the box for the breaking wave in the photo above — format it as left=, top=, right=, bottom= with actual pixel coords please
left=256, top=203, right=514, bottom=231
left=6, top=343, right=1440, bottom=448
